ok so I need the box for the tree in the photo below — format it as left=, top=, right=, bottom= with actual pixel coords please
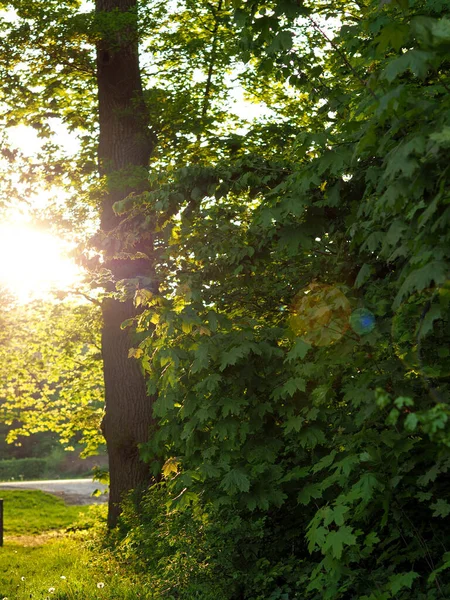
left=94, top=0, right=158, bottom=527
left=0, top=0, right=243, bottom=526
left=0, top=292, right=104, bottom=456
left=0, top=0, right=155, bottom=525
left=93, top=0, right=241, bottom=526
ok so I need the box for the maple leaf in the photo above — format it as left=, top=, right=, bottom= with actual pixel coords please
left=220, top=469, right=251, bottom=493
left=323, top=526, right=357, bottom=559
left=388, top=571, right=420, bottom=594
left=431, top=499, right=450, bottom=518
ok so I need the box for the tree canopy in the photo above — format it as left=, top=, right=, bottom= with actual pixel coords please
left=0, top=292, right=103, bottom=456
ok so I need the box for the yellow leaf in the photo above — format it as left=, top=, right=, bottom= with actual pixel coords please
left=162, top=457, right=180, bottom=477
left=128, top=347, right=144, bottom=359
left=198, top=326, right=211, bottom=336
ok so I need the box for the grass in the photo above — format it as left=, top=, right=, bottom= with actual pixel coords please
left=0, top=490, right=92, bottom=535
left=0, top=536, right=156, bottom=599
left=0, top=491, right=155, bottom=599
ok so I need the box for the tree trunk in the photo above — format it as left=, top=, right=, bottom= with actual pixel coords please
left=95, top=0, right=155, bottom=528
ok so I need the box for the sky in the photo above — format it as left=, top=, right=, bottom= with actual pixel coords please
left=0, top=121, right=83, bottom=302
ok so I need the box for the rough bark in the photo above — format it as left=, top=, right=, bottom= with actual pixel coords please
left=95, top=0, right=155, bottom=528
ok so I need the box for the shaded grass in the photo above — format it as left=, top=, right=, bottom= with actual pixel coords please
left=0, top=490, right=92, bottom=535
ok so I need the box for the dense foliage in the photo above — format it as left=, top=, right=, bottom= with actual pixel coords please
left=115, top=0, right=450, bottom=598
left=0, top=294, right=104, bottom=455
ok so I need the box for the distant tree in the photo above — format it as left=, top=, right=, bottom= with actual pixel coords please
left=0, top=292, right=104, bottom=456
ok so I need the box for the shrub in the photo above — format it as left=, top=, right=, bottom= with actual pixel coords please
left=0, top=457, right=49, bottom=481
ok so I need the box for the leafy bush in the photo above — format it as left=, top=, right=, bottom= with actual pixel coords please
left=117, top=486, right=314, bottom=600
left=0, top=450, right=108, bottom=482
left=119, top=0, right=450, bottom=597
left=0, top=458, right=48, bottom=482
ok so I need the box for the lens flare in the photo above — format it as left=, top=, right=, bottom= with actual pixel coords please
left=289, top=283, right=351, bottom=346
left=349, top=308, right=376, bottom=335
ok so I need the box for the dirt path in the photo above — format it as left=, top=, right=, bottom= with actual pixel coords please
left=0, top=478, right=108, bottom=505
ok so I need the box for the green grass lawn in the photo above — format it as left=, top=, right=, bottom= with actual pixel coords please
left=1, top=490, right=92, bottom=535
left=0, top=491, right=154, bottom=599
left=0, top=536, right=156, bottom=599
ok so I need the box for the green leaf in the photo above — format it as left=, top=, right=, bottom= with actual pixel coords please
left=169, top=488, right=198, bottom=510
left=323, top=526, right=357, bottom=559
left=219, top=345, right=248, bottom=370
left=394, top=396, right=414, bottom=409
left=431, top=17, right=450, bottom=45
left=383, top=50, right=434, bottom=81
left=306, top=525, right=327, bottom=553
left=416, top=491, right=433, bottom=502
left=374, top=23, right=409, bottom=54
left=285, top=339, right=311, bottom=362
left=280, top=466, right=310, bottom=483
left=429, top=552, right=450, bottom=583
left=404, top=413, right=419, bottom=431
left=199, top=463, right=221, bottom=478
left=207, top=311, right=219, bottom=332
left=269, top=30, right=293, bottom=53
left=353, top=473, right=382, bottom=502
left=394, top=262, right=448, bottom=308
left=431, top=499, right=450, bottom=518
left=418, top=463, right=441, bottom=486
left=120, top=318, right=135, bottom=330
left=387, top=408, right=400, bottom=425
left=418, top=303, right=442, bottom=338
left=323, top=504, right=349, bottom=527
left=153, top=393, right=175, bottom=417
left=191, top=344, right=210, bottom=374
left=281, top=377, right=306, bottom=397
left=284, top=415, right=305, bottom=433
left=312, top=451, right=337, bottom=474
left=298, top=483, right=323, bottom=505
left=234, top=8, right=247, bottom=27
left=430, top=125, right=450, bottom=147
left=298, top=427, right=326, bottom=449
left=355, top=263, right=374, bottom=288
left=388, top=571, right=420, bottom=595
left=190, top=186, right=203, bottom=201
left=220, top=469, right=251, bottom=493
left=364, top=532, right=380, bottom=548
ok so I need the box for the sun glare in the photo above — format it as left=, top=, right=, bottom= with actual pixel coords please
left=0, top=223, right=81, bottom=302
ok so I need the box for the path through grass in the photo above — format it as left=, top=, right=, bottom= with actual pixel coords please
left=0, top=490, right=153, bottom=599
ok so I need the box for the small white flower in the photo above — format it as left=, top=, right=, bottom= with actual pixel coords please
left=20, top=577, right=26, bottom=581
left=97, top=582, right=105, bottom=589
left=60, top=576, right=67, bottom=580
left=48, top=588, right=55, bottom=594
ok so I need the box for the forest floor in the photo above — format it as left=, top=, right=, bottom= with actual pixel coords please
left=0, top=490, right=152, bottom=599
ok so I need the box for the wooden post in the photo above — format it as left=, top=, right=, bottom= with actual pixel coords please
left=0, top=498, right=3, bottom=547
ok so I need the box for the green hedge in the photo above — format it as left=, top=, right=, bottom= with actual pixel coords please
left=0, top=458, right=48, bottom=482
